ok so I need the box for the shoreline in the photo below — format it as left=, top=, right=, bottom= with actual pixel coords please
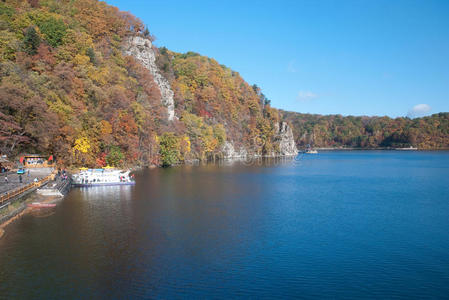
left=0, top=206, right=30, bottom=240
left=0, top=177, right=70, bottom=240
left=313, top=147, right=449, bottom=151
left=67, top=148, right=449, bottom=171
left=0, top=194, right=66, bottom=240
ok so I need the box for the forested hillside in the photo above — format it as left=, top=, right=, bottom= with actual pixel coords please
left=282, top=111, right=449, bottom=149
left=155, top=48, right=283, bottom=157
left=0, top=0, right=289, bottom=167
left=1, top=0, right=447, bottom=168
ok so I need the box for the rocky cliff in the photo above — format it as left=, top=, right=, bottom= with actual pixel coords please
left=126, top=36, right=298, bottom=160
left=221, top=141, right=248, bottom=159
left=221, top=122, right=298, bottom=159
left=123, top=36, right=176, bottom=121
left=274, top=122, right=299, bottom=156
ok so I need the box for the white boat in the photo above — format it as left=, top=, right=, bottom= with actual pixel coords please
left=305, top=149, right=318, bottom=154
left=28, top=202, right=56, bottom=208
left=395, top=146, right=418, bottom=151
left=71, top=167, right=135, bottom=187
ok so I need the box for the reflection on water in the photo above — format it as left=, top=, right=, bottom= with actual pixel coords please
left=29, top=210, right=56, bottom=219
left=1, top=151, right=449, bottom=298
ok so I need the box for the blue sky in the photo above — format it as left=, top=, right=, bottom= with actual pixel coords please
left=107, top=0, right=449, bottom=117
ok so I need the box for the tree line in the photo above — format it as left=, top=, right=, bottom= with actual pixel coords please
left=282, top=111, right=449, bottom=149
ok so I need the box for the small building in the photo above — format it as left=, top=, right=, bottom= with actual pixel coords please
left=0, top=156, right=12, bottom=173
left=20, top=154, right=54, bottom=168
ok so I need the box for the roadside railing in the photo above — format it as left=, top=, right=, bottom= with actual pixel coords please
left=0, top=172, right=56, bottom=206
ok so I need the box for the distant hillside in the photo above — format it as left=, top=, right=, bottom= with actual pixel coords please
left=281, top=111, right=449, bottom=149
left=0, top=0, right=296, bottom=167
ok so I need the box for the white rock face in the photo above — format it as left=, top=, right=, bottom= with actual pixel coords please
left=124, top=36, right=175, bottom=121
left=221, top=141, right=248, bottom=159
left=274, top=122, right=298, bottom=156
left=221, top=141, right=235, bottom=158
left=222, top=122, right=297, bottom=159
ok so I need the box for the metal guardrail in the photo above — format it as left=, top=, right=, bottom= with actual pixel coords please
left=0, top=172, right=56, bottom=205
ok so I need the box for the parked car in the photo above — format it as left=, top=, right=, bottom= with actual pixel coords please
left=17, top=168, right=26, bottom=174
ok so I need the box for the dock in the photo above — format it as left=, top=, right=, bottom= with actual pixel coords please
left=1, top=168, right=54, bottom=205
left=0, top=168, right=71, bottom=229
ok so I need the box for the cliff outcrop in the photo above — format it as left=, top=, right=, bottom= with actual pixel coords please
left=124, top=36, right=176, bottom=121
left=274, top=122, right=298, bottom=156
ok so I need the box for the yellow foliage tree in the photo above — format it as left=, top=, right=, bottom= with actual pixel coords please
left=100, top=120, right=112, bottom=135
left=183, top=136, right=191, bottom=153
left=73, top=136, right=91, bottom=154
left=73, top=54, right=90, bottom=66
left=202, top=136, right=218, bottom=154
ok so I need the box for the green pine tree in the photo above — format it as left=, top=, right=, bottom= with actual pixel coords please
left=23, top=26, right=40, bottom=55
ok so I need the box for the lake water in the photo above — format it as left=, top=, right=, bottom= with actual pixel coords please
left=1, top=151, right=449, bottom=298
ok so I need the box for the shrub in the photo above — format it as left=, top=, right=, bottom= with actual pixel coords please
left=23, top=26, right=40, bottom=55
left=106, top=146, right=124, bottom=167
left=37, top=17, right=67, bottom=47
left=159, top=132, right=180, bottom=167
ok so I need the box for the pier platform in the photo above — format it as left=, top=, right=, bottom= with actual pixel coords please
left=0, top=168, right=54, bottom=208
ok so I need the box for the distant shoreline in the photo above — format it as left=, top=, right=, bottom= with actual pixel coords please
left=311, top=147, right=449, bottom=151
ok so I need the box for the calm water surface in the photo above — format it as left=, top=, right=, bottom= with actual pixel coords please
left=1, top=151, right=449, bottom=298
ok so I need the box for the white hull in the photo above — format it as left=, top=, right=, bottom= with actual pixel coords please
left=71, top=168, right=135, bottom=187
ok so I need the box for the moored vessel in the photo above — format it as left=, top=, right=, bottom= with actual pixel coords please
left=71, top=167, right=135, bottom=187
left=303, top=144, right=318, bottom=154
left=395, top=146, right=418, bottom=151
left=27, top=202, right=56, bottom=208
left=305, top=149, right=318, bottom=154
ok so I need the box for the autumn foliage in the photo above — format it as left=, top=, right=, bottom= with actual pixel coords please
left=0, top=0, right=157, bottom=166
left=282, top=112, right=449, bottom=149
left=0, top=0, right=283, bottom=167
left=2, top=0, right=445, bottom=168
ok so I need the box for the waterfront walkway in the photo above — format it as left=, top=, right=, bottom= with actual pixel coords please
left=0, top=168, right=54, bottom=205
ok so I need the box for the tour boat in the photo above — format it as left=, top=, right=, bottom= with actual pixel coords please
left=28, top=202, right=56, bottom=208
left=71, top=167, right=135, bottom=187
